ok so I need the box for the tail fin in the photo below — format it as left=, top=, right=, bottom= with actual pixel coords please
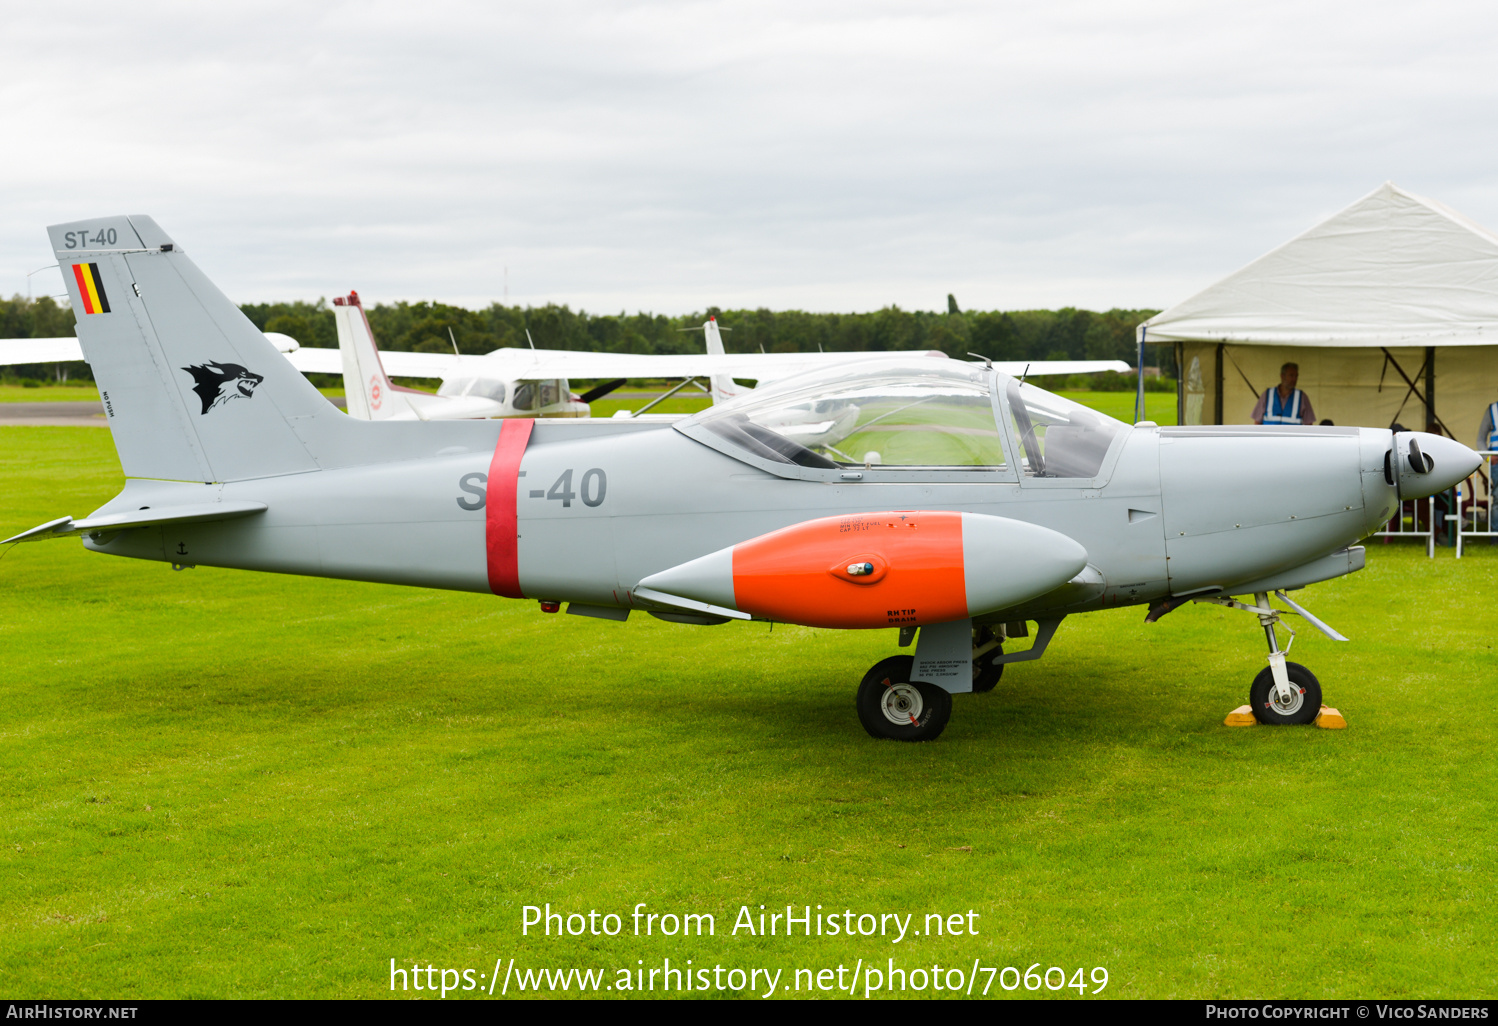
left=332, top=290, right=405, bottom=420
left=50, top=216, right=339, bottom=482
left=703, top=317, right=746, bottom=404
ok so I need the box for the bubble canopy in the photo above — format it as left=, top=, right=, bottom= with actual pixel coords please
left=676, top=357, right=1127, bottom=481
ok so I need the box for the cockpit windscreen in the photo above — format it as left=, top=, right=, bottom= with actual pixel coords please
left=1005, top=379, right=1124, bottom=478
left=685, top=360, right=1007, bottom=470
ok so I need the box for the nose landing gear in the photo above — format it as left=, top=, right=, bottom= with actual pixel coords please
left=1197, top=590, right=1344, bottom=725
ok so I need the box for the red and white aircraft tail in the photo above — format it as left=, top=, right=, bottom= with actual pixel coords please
left=331, top=291, right=502, bottom=421
left=332, top=290, right=402, bottom=419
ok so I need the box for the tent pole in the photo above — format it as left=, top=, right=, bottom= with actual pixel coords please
left=1175, top=342, right=1184, bottom=426
left=1381, top=347, right=1458, bottom=438
left=1213, top=344, right=1224, bottom=425
left=1136, top=327, right=1146, bottom=423
left=1424, top=347, right=1436, bottom=434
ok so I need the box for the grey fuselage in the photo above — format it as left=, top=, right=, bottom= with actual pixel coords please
left=85, top=414, right=1399, bottom=624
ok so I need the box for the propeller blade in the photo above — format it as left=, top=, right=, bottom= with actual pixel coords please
left=1408, top=437, right=1431, bottom=473
left=578, top=378, right=628, bottom=404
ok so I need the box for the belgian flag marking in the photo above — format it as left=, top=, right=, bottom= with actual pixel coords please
left=71, top=262, right=110, bottom=315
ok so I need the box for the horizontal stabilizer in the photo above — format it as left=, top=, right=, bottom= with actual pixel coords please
left=631, top=586, right=752, bottom=620
left=4, top=501, right=267, bottom=544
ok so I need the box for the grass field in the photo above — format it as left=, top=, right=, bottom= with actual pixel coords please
left=1, top=423, right=1493, bottom=1000
left=0, top=383, right=101, bottom=403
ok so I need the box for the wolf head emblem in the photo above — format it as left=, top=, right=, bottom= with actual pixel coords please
left=182, top=362, right=265, bottom=414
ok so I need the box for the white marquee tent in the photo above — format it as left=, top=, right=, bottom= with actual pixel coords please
left=1141, top=182, right=1498, bottom=449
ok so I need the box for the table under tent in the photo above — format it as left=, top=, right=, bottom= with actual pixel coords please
left=1139, top=182, right=1498, bottom=555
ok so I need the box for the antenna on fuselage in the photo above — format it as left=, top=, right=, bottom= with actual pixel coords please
left=967, top=352, right=992, bottom=370
left=447, top=327, right=460, bottom=358
left=1019, top=363, right=1031, bottom=386
left=525, top=329, right=536, bottom=351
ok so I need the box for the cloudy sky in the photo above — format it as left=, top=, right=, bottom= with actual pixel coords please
left=4, top=0, right=1498, bottom=315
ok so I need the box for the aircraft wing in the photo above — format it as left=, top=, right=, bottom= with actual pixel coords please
left=0, top=337, right=83, bottom=364
left=461, top=350, right=1134, bottom=382
left=2, top=332, right=301, bottom=367
left=995, top=359, right=1133, bottom=376
left=278, top=346, right=932, bottom=381
left=282, top=346, right=463, bottom=378
left=6, top=331, right=1133, bottom=383
left=278, top=346, right=1133, bottom=382
left=471, top=348, right=951, bottom=382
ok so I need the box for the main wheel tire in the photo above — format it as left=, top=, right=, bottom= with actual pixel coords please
left=856, top=655, right=952, bottom=741
left=972, top=627, right=1004, bottom=693
left=1249, top=661, right=1322, bottom=725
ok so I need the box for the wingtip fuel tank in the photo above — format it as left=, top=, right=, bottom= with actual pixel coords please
left=637, top=511, right=1088, bottom=629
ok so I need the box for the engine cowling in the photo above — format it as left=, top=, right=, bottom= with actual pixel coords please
left=636, top=510, right=1088, bottom=629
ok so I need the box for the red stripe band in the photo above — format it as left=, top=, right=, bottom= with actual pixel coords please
left=485, top=418, right=535, bottom=598
left=71, top=263, right=94, bottom=315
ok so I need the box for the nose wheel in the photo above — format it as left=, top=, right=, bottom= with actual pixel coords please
left=1250, top=660, right=1322, bottom=725
left=856, top=655, right=952, bottom=741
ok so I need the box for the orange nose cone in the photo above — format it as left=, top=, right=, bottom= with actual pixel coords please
left=732, top=512, right=967, bottom=629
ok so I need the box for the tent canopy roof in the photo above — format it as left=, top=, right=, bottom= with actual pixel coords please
left=1143, top=183, right=1498, bottom=348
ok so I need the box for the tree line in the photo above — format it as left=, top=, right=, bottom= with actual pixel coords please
left=2, top=293, right=1170, bottom=384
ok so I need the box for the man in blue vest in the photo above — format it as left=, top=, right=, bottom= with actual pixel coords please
left=1479, top=401, right=1498, bottom=457
left=1477, top=403, right=1498, bottom=542
left=1252, top=362, right=1316, bottom=426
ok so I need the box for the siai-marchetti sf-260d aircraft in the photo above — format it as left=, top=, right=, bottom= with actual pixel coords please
left=9, top=216, right=1482, bottom=741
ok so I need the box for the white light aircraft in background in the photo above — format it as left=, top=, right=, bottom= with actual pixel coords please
left=321, top=290, right=588, bottom=421
left=285, top=305, right=1133, bottom=421
left=2, top=296, right=1134, bottom=420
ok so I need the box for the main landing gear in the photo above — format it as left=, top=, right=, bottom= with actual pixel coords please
left=857, top=621, right=1057, bottom=741
left=855, top=656, right=952, bottom=742
left=1197, top=590, right=1344, bottom=725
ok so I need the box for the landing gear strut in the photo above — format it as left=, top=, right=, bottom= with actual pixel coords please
left=1197, top=590, right=1342, bottom=725
left=972, top=625, right=1004, bottom=693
